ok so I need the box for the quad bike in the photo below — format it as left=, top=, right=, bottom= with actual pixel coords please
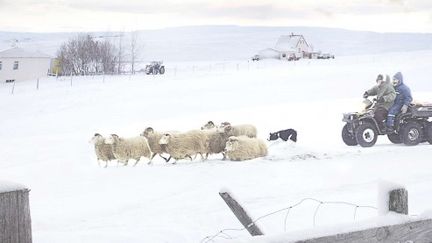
left=342, top=98, right=432, bottom=147
left=145, top=61, right=165, bottom=75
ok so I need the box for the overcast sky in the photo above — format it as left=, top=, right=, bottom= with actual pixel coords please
left=1, top=0, right=431, bottom=33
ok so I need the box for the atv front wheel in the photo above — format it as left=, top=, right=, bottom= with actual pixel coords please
left=387, top=133, right=402, bottom=144
left=355, top=122, right=378, bottom=147
left=342, top=124, right=357, bottom=146
left=401, top=121, right=423, bottom=146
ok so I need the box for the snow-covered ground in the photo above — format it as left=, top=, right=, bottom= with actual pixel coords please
left=1, top=51, right=432, bottom=243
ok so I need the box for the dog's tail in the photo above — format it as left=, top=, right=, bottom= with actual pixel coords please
left=290, top=130, right=297, bottom=142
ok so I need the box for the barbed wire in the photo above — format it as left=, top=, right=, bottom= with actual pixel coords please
left=200, top=197, right=377, bottom=243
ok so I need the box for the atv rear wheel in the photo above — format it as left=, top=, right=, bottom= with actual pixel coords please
left=401, top=121, right=423, bottom=146
left=342, top=124, right=357, bottom=146
left=355, top=122, right=378, bottom=147
left=159, top=66, right=165, bottom=74
left=387, top=133, right=402, bottom=144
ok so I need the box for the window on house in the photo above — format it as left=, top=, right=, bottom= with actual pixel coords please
left=13, top=61, right=19, bottom=70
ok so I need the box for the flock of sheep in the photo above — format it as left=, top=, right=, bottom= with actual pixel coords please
left=90, top=121, right=268, bottom=167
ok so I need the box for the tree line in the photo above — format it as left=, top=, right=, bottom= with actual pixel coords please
left=55, top=32, right=141, bottom=76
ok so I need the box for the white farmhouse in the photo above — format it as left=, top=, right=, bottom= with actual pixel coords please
left=0, top=47, right=51, bottom=83
left=257, top=33, right=313, bottom=60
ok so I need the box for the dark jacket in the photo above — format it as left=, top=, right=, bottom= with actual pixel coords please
left=392, top=72, right=413, bottom=107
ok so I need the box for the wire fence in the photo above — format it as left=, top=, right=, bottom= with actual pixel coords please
left=0, top=58, right=322, bottom=95
left=200, top=197, right=378, bottom=243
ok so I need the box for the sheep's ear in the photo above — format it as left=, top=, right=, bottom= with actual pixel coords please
left=208, top=121, right=214, bottom=125
left=111, top=134, right=118, bottom=138
left=94, top=133, right=101, bottom=137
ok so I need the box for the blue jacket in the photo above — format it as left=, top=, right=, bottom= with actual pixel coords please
left=393, top=72, right=413, bottom=107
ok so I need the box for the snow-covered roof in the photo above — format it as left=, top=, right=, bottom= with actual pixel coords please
left=275, top=35, right=307, bottom=52
left=0, top=47, right=51, bottom=58
left=0, top=180, right=28, bottom=193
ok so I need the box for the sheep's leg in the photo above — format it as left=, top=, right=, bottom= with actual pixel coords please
left=205, top=153, right=209, bottom=160
left=158, top=154, right=169, bottom=162
left=199, top=153, right=205, bottom=161
left=151, top=153, right=158, bottom=160
left=192, top=154, right=198, bottom=160
left=104, top=160, right=108, bottom=168
left=133, top=158, right=141, bottom=167
left=186, top=155, right=193, bottom=161
left=97, top=159, right=101, bottom=167
left=222, top=152, right=227, bottom=160
left=159, top=154, right=171, bottom=163
left=123, top=159, right=129, bottom=166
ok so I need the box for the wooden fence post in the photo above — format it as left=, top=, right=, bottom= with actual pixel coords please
left=11, top=81, right=15, bottom=94
left=0, top=183, right=32, bottom=243
left=219, top=191, right=264, bottom=236
left=389, top=188, right=408, bottom=215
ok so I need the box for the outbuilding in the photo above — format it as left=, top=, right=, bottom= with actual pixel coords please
left=0, top=47, right=51, bottom=83
left=256, top=33, right=314, bottom=60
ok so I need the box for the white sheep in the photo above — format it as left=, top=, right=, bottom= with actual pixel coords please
left=203, top=130, right=229, bottom=160
left=219, top=122, right=257, bottom=138
left=105, top=134, right=152, bottom=166
left=140, top=127, right=171, bottom=163
left=159, top=130, right=208, bottom=163
left=225, top=136, right=268, bottom=161
left=90, top=133, right=116, bottom=168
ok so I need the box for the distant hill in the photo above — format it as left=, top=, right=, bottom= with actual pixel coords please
left=1, top=25, right=432, bottom=61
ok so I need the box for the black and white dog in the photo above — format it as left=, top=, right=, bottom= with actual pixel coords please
left=268, top=129, right=297, bottom=142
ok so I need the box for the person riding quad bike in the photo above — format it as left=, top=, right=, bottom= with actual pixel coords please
left=342, top=97, right=432, bottom=147
left=385, top=72, right=413, bottom=133
left=362, top=74, right=396, bottom=131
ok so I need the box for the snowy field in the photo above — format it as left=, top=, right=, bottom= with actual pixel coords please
left=1, top=51, right=432, bottom=242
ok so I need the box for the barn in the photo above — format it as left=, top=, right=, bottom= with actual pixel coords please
left=257, top=33, right=313, bottom=60
left=0, top=47, right=51, bottom=83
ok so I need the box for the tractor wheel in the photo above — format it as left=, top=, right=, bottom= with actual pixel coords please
left=426, top=122, right=432, bottom=144
left=342, top=124, right=357, bottom=146
left=355, top=122, right=378, bottom=147
left=159, top=66, right=165, bottom=74
left=400, top=121, right=423, bottom=146
left=387, top=133, right=402, bottom=144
